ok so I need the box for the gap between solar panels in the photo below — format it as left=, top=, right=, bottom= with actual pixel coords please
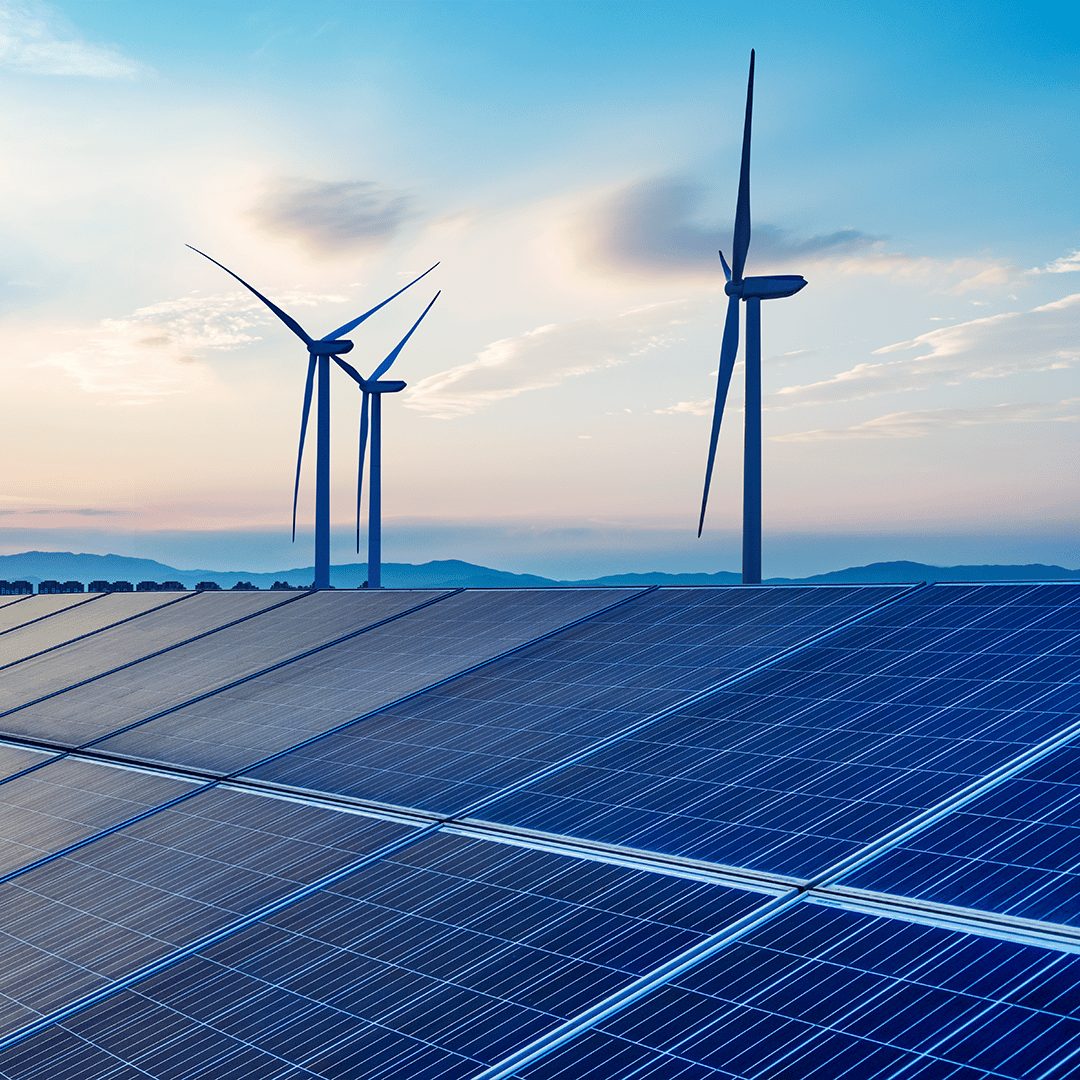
left=0, top=589, right=312, bottom=723
left=0, top=592, right=194, bottom=673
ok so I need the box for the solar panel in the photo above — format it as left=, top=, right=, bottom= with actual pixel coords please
left=0, top=831, right=767, bottom=1079
left=0, top=785, right=417, bottom=1042
left=842, top=741, right=1080, bottom=926
left=501, top=899, right=1080, bottom=1080
left=0, top=591, right=295, bottom=734
left=0, top=594, right=100, bottom=635
left=0, top=757, right=199, bottom=880
left=475, top=583, right=1080, bottom=880
left=246, top=586, right=907, bottom=816
left=0, top=593, right=184, bottom=670
left=90, top=588, right=641, bottom=776
left=2, top=590, right=450, bottom=752
left=0, top=581, right=1076, bottom=1079
left=0, top=743, right=59, bottom=784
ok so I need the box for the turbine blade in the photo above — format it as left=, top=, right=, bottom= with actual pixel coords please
left=186, top=245, right=313, bottom=345
left=292, top=356, right=317, bottom=541
left=719, top=250, right=732, bottom=282
left=698, top=293, right=741, bottom=538
left=730, top=49, right=755, bottom=282
left=356, top=391, right=370, bottom=554
left=332, top=355, right=365, bottom=386
left=322, top=263, right=440, bottom=341
left=369, top=291, right=440, bottom=380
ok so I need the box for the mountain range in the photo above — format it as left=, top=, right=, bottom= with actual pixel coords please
left=2, top=551, right=1078, bottom=590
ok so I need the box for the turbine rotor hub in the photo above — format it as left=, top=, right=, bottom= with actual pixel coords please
left=308, top=340, right=354, bottom=355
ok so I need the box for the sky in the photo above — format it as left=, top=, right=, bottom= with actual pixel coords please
left=0, top=0, right=1077, bottom=578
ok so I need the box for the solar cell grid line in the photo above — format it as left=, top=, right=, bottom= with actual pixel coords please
left=0, top=784, right=422, bottom=1046
left=470, top=582, right=1080, bottom=881
left=840, top=741, right=1080, bottom=928
left=243, top=585, right=911, bottom=816
left=0, top=592, right=106, bottom=636
left=0, top=829, right=773, bottom=1079
left=2, top=588, right=455, bottom=753
left=88, top=587, right=647, bottom=778
left=0, top=756, right=203, bottom=883
left=0, top=592, right=190, bottom=672
left=497, top=898, right=1080, bottom=1080
left=0, top=589, right=304, bottom=735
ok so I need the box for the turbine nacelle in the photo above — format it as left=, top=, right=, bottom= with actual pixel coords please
left=726, top=275, right=808, bottom=301
left=361, top=379, right=406, bottom=394
left=308, top=339, right=354, bottom=355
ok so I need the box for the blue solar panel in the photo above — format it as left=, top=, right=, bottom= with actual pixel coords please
left=476, top=584, right=1080, bottom=880
left=843, top=742, right=1080, bottom=926
left=505, top=900, right=1080, bottom=1080
left=0, top=757, right=200, bottom=880
left=89, top=588, right=641, bottom=776
left=245, top=586, right=906, bottom=814
left=0, top=832, right=769, bottom=1079
left=0, top=785, right=416, bottom=1042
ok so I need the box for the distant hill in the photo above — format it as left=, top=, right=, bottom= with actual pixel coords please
left=2, top=551, right=1078, bottom=590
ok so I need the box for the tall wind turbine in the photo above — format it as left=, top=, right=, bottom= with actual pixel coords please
left=697, top=50, right=807, bottom=584
left=187, top=246, right=437, bottom=589
left=334, top=291, right=440, bottom=588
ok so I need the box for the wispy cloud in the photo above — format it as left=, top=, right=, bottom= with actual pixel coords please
left=578, top=176, right=880, bottom=278
left=0, top=1, right=150, bottom=77
left=248, top=179, right=413, bottom=255
left=773, top=399, right=1080, bottom=442
left=1028, top=250, right=1080, bottom=275
left=39, top=290, right=348, bottom=404
left=404, top=301, right=694, bottom=419
left=769, top=293, right=1080, bottom=410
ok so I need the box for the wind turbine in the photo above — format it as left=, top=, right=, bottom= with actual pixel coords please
left=333, top=291, right=440, bottom=588
left=187, top=246, right=437, bottom=589
left=697, top=50, right=807, bottom=584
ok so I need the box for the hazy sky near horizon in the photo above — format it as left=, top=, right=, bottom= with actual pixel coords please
left=0, top=0, right=1077, bottom=577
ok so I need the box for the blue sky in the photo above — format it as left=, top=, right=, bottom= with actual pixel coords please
left=0, top=0, right=1077, bottom=577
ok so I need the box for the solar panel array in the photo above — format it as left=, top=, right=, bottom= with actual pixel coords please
left=0, top=581, right=1077, bottom=1078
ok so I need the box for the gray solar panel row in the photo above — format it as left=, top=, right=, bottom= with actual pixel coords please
left=0, top=593, right=187, bottom=671
left=0, top=591, right=296, bottom=720
left=0, top=594, right=102, bottom=635
left=5, top=588, right=455, bottom=751
left=0, top=583, right=1078, bottom=1078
